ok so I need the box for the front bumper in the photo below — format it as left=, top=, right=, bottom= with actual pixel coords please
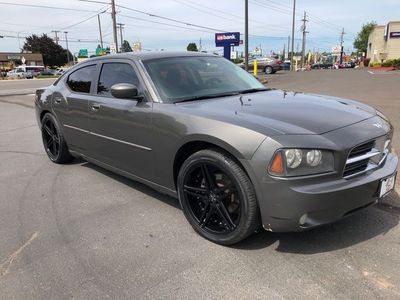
left=246, top=151, right=398, bottom=232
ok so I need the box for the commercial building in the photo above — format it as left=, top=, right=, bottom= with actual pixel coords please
left=367, top=21, right=400, bottom=62
left=0, top=52, right=44, bottom=71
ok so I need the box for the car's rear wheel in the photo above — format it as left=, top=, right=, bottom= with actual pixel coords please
left=265, top=66, right=273, bottom=74
left=177, top=149, right=259, bottom=245
left=41, top=113, right=73, bottom=164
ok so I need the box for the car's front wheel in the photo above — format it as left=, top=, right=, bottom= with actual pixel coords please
left=41, top=113, right=73, bottom=164
left=177, top=149, right=259, bottom=245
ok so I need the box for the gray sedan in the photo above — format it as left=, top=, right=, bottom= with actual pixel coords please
left=35, top=52, right=398, bottom=245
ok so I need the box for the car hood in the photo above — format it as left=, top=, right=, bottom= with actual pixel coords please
left=175, top=89, right=376, bottom=136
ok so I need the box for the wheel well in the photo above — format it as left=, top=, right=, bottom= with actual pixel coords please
left=40, top=110, right=51, bottom=123
left=173, top=141, right=248, bottom=188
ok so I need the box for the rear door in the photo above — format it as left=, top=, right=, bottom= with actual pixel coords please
left=87, top=59, right=154, bottom=180
left=53, top=63, right=97, bottom=154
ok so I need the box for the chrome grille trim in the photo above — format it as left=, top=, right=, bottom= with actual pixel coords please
left=343, top=137, right=390, bottom=178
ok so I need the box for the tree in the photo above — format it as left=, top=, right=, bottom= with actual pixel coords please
left=186, top=43, right=198, bottom=52
left=22, top=34, right=72, bottom=67
left=353, top=21, right=377, bottom=55
left=121, top=40, right=132, bottom=52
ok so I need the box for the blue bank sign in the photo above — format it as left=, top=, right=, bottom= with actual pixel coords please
left=215, top=32, right=240, bottom=46
left=215, top=32, right=240, bottom=60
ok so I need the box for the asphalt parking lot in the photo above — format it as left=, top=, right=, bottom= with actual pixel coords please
left=1, top=70, right=399, bottom=299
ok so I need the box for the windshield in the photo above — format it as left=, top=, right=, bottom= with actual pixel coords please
left=142, top=56, right=265, bottom=103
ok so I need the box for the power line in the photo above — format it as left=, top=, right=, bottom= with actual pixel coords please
left=0, top=1, right=101, bottom=13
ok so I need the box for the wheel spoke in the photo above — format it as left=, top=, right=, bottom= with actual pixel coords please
left=46, top=138, right=53, bottom=148
left=51, top=140, right=57, bottom=155
left=199, top=204, right=213, bottom=228
left=201, top=163, right=216, bottom=189
left=216, top=201, right=236, bottom=231
left=43, top=124, right=53, bottom=137
left=183, top=185, right=208, bottom=199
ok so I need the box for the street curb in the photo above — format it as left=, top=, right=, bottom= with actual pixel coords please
left=0, top=92, right=35, bottom=97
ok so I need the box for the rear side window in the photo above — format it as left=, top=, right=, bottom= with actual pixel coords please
left=97, top=63, right=140, bottom=96
left=67, top=65, right=95, bottom=93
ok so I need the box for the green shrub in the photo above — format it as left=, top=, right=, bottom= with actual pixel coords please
left=393, top=58, right=400, bottom=69
left=381, top=60, right=393, bottom=67
left=369, top=61, right=381, bottom=67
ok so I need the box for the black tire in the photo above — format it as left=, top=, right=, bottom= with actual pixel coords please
left=177, top=149, right=259, bottom=245
left=41, top=113, right=73, bottom=164
left=265, top=66, right=273, bottom=74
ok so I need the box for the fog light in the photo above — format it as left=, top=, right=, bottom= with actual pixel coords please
left=306, top=150, right=322, bottom=167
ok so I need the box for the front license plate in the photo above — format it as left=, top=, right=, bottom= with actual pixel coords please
left=379, top=173, right=396, bottom=198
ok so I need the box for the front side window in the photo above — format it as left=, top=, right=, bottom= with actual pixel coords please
left=97, top=62, right=140, bottom=96
left=67, top=64, right=96, bottom=93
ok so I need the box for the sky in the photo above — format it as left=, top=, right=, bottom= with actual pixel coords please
left=0, top=0, right=399, bottom=56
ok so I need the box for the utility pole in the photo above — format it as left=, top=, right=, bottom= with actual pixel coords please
left=52, top=30, right=60, bottom=45
left=64, top=31, right=70, bottom=66
left=117, top=23, right=124, bottom=52
left=340, top=28, right=345, bottom=65
left=301, top=11, right=308, bottom=69
left=244, top=0, right=249, bottom=71
left=287, top=35, right=290, bottom=60
left=97, top=13, right=103, bottom=49
left=290, top=0, right=296, bottom=71
left=111, top=0, right=118, bottom=53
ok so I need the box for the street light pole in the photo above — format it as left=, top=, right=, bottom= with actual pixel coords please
left=97, top=13, right=104, bottom=49
left=244, top=0, right=249, bottom=71
left=290, top=0, right=296, bottom=71
left=64, top=31, right=70, bottom=66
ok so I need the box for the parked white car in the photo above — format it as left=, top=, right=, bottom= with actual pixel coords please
left=7, top=68, right=32, bottom=79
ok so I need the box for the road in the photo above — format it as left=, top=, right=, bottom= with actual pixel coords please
left=0, top=70, right=399, bottom=299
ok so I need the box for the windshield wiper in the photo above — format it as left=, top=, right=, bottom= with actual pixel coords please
left=238, top=88, right=269, bottom=94
left=173, top=92, right=240, bottom=103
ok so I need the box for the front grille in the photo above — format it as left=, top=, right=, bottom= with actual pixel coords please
left=348, top=140, right=375, bottom=158
left=343, top=137, right=390, bottom=178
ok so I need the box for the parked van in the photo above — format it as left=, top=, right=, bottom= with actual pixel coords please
left=17, top=65, right=45, bottom=77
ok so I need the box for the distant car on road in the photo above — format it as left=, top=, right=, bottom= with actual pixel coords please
left=7, top=68, right=32, bottom=79
left=238, top=57, right=283, bottom=74
left=311, top=62, right=333, bottom=69
left=35, top=52, right=398, bottom=245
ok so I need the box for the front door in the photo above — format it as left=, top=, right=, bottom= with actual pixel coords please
left=87, top=60, right=154, bottom=181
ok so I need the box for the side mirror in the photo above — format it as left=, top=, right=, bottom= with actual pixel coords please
left=111, top=83, right=142, bottom=100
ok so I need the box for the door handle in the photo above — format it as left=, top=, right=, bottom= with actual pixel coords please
left=54, top=98, right=62, bottom=104
left=91, top=103, right=101, bottom=110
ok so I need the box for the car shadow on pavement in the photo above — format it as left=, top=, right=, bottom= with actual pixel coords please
left=79, top=161, right=399, bottom=254
left=234, top=192, right=400, bottom=254
left=82, top=162, right=181, bottom=210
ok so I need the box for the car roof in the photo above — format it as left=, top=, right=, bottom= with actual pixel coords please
left=90, top=51, right=218, bottom=62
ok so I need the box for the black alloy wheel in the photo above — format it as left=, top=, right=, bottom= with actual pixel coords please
left=178, top=149, right=259, bottom=245
left=41, top=113, right=73, bottom=164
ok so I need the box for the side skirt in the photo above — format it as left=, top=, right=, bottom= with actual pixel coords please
left=69, top=150, right=178, bottom=199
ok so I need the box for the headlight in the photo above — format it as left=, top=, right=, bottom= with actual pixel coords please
left=269, top=149, right=335, bottom=177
